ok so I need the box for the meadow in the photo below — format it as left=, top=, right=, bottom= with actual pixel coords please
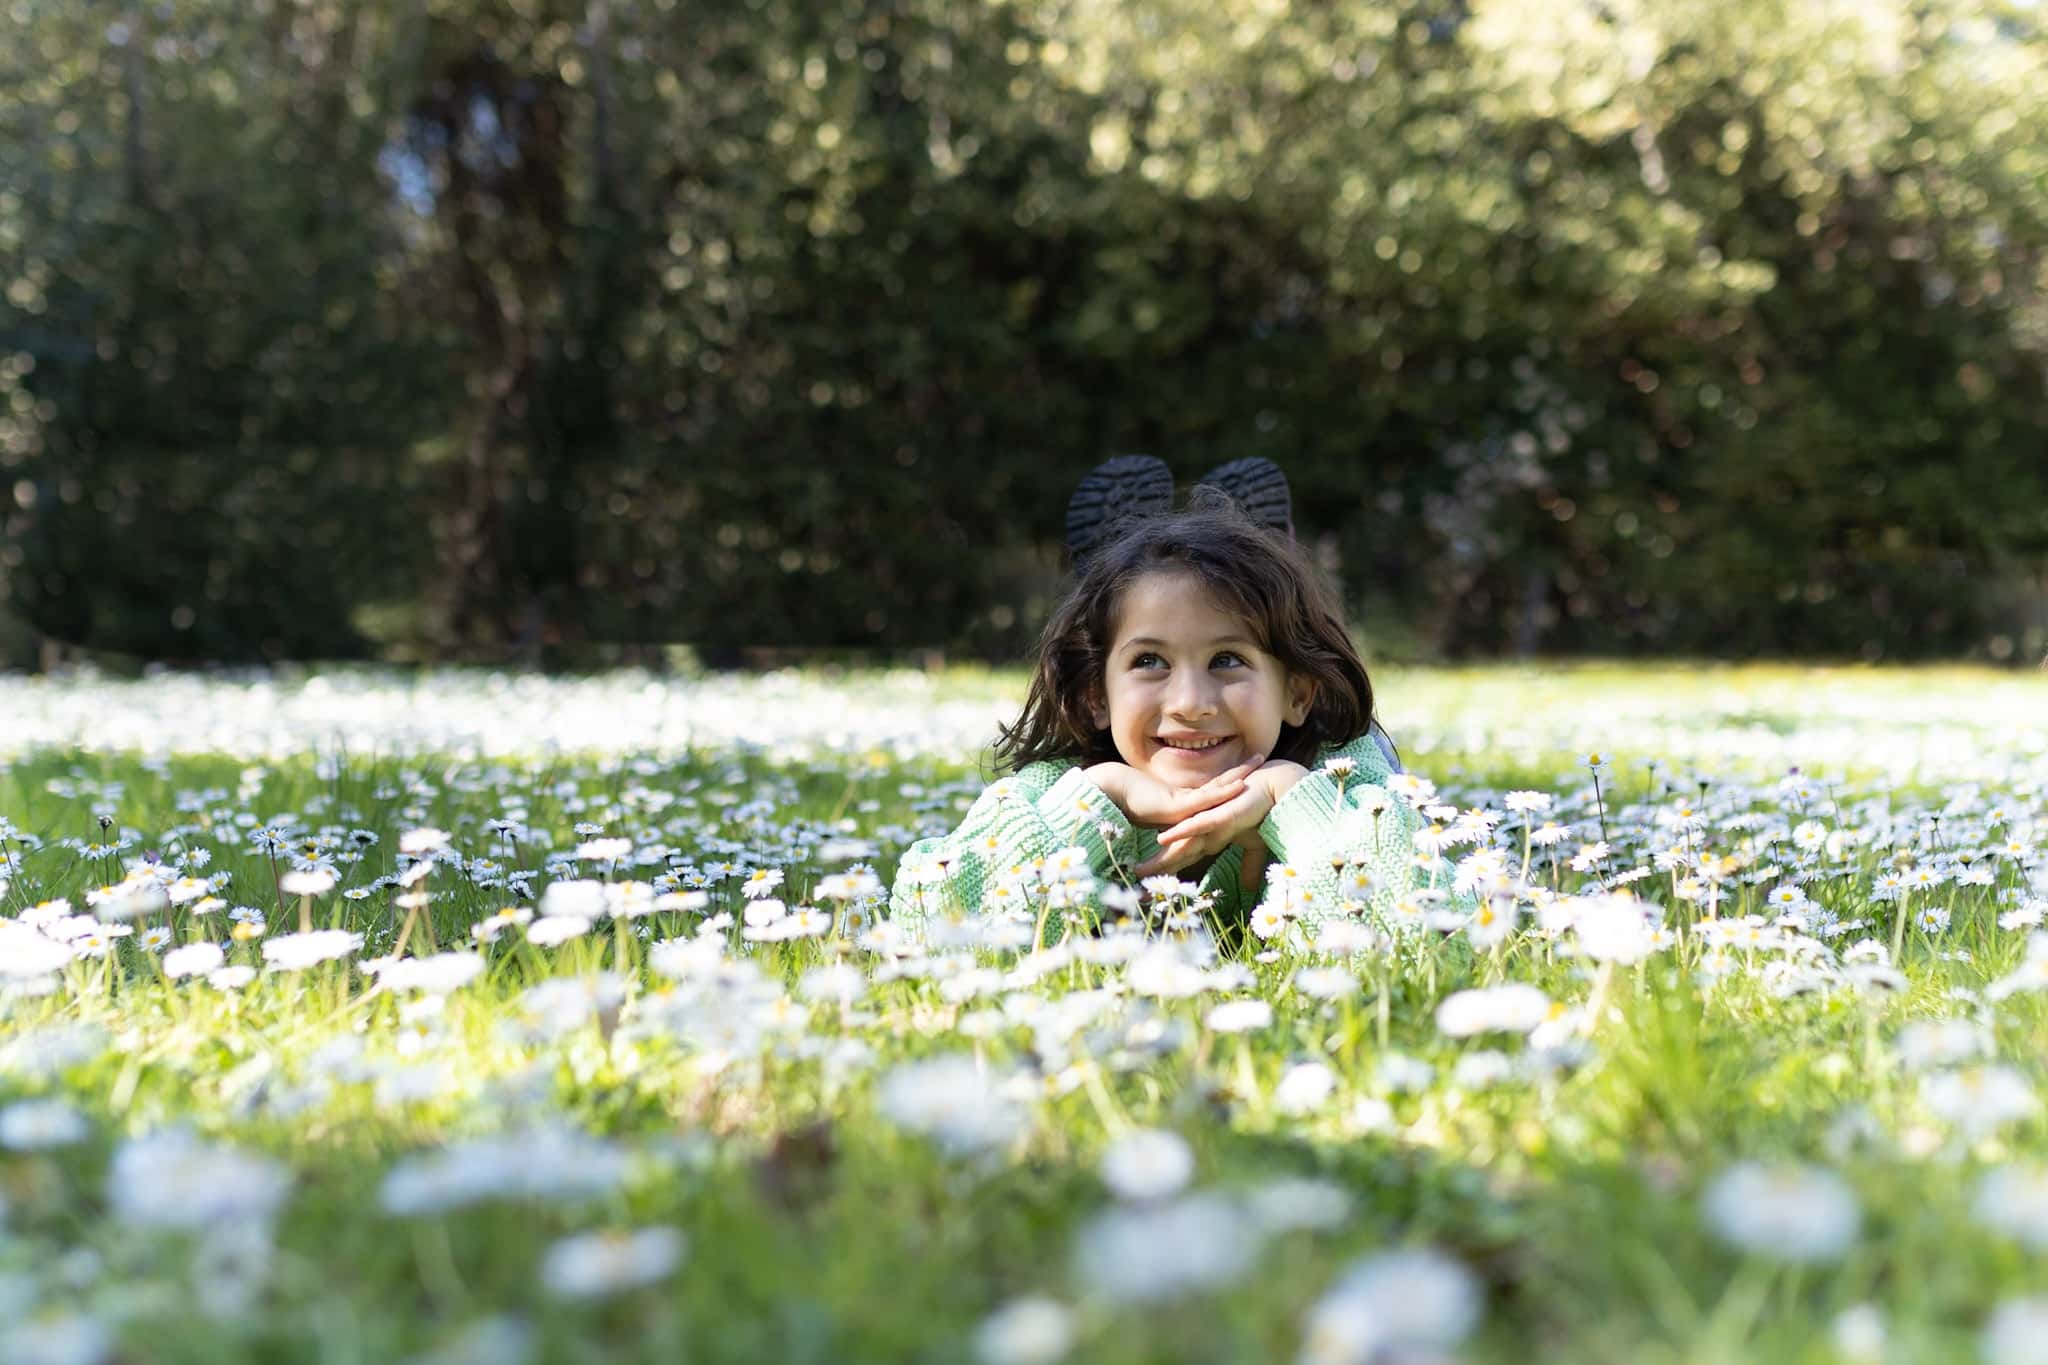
left=1, top=662, right=2045, bottom=1365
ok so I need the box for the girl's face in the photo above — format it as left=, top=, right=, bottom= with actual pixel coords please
left=1089, top=570, right=1314, bottom=787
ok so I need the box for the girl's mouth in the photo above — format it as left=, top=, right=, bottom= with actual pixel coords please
left=1158, top=735, right=1231, bottom=752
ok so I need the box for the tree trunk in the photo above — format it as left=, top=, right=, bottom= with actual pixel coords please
left=120, top=2, right=155, bottom=211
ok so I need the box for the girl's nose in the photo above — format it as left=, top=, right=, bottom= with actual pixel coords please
left=1166, top=676, right=1218, bottom=718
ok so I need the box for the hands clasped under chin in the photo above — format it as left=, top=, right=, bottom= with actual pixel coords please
left=1082, top=757, right=1310, bottom=892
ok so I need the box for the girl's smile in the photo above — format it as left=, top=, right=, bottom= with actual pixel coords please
left=1091, top=570, right=1315, bottom=787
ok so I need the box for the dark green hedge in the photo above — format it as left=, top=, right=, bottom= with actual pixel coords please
left=2, top=0, right=2045, bottom=662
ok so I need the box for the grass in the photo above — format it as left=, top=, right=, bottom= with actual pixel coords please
left=0, top=663, right=2044, bottom=1364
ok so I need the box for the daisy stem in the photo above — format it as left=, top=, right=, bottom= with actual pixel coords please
left=267, top=846, right=285, bottom=921
left=393, top=899, right=420, bottom=959
left=1702, top=1257, right=1775, bottom=1354
left=1337, top=990, right=1364, bottom=1070
left=1375, top=957, right=1391, bottom=1052
left=1234, top=1038, right=1259, bottom=1108
left=1582, top=960, right=1616, bottom=1037
left=411, top=1220, right=472, bottom=1314
left=1081, top=1061, right=1129, bottom=1135
left=2, top=836, right=21, bottom=912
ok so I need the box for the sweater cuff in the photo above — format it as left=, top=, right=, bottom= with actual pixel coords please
left=1035, top=767, right=1138, bottom=873
left=1259, top=770, right=1342, bottom=867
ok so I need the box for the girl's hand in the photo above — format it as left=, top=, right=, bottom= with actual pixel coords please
left=1137, top=760, right=1310, bottom=884
left=1083, top=759, right=1263, bottom=830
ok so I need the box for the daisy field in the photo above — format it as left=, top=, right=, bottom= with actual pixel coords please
left=0, top=662, right=2045, bottom=1365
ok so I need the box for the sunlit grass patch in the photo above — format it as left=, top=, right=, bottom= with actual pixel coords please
left=0, top=664, right=2043, bottom=1362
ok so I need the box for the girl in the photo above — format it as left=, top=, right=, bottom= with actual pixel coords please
left=888, top=457, right=1430, bottom=944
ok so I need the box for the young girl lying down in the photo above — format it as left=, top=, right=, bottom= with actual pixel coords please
left=889, top=458, right=1441, bottom=947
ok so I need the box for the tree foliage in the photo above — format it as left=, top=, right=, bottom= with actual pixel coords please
left=2, top=0, right=2045, bottom=662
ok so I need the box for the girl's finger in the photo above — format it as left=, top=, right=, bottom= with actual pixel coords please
left=1199, top=770, right=1251, bottom=795
left=1156, top=810, right=1223, bottom=845
left=1211, top=760, right=1260, bottom=785
left=1141, top=831, right=1221, bottom=876
left=1165, top=780, right=1244, bottom=819
left=1135, top=849, right=1183, bottom=878
left=1160, top=790, right=1258, bottom=843
left=1179, top=763, right=1254, bottom=804
left=1196, top=765, right=1253, bottom=794
left=1140, top=832, right=1217, bottom=876
left=1185, top=768, right=1249, bottom=804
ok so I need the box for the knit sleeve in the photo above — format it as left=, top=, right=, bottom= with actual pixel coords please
left=1256, top=733, right=1433, bottom=931
left=887, top=762, right=1144, bottom=928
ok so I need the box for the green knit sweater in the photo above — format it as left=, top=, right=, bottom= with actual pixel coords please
left=887, top=731, right=1439, bottom=939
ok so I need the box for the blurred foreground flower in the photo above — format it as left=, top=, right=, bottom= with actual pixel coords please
left=540, top=1227, right=686, bottom=1299
left=380, top=1127, right=632, bottom=1216
left=162, top=942, right=225, bottom=979
left=1073, top=1193, right=1255, bottom=1303
left=1922, top=1065, right=2040, bottom=1139
left=1974, top=1167, right=2048, bottom=1250
left=876, top=1055, right=1027, bottom=1156
left=402, top=1317, right=534, bottom=1365
left=1435, top=983, right=1552, bottom=1037
left=0, top=1099, right=89, bottom=1151
left=0, top=1314, right=114, bottom=1365
left=1830, top=1304, right=1886, bottom=1364
left=974, top=1295, right=1076, bottom=1365
left=0, top=924, right=72, bottom=978
left=109, top=1131, right=291, bottom=1229
left=279, top=868, right=336, bottom=897
left=1701, top=1161, right=1860, bottom=1262
left=1099, top=1128, right=1195, bottom=1202
left=1983, top=1297, right=2048, bottom=1365
left=1297, top=1247, right=1482, bottom=1364
left=368, top=952, right=487, bottom=995
left=261, top=929, right=362, bottom=971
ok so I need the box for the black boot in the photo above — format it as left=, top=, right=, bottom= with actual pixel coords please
left=1064, top=454, right=1174, bottom=569
left=1193, top=456, right=1294, bottom=539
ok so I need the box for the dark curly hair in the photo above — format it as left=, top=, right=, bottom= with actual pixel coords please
left=994, top=489, right=1377, bottom=773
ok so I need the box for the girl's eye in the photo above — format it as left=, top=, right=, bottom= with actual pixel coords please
left=1132, top=653, right=1165, bottom=670
left=1211, top=651, right=1246, bottom=668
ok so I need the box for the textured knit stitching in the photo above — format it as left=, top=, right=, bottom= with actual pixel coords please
left=888, top=733, right=1439, bottom=940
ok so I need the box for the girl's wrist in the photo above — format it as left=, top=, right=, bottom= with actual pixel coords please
left=1082, top=762, right=1129, bottom=807
left=1230, top=823, right=1275, bottom=855
left=1229, top=783, right=1288, bottom=854
left=1255, top=760, right=1310, bottom=802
